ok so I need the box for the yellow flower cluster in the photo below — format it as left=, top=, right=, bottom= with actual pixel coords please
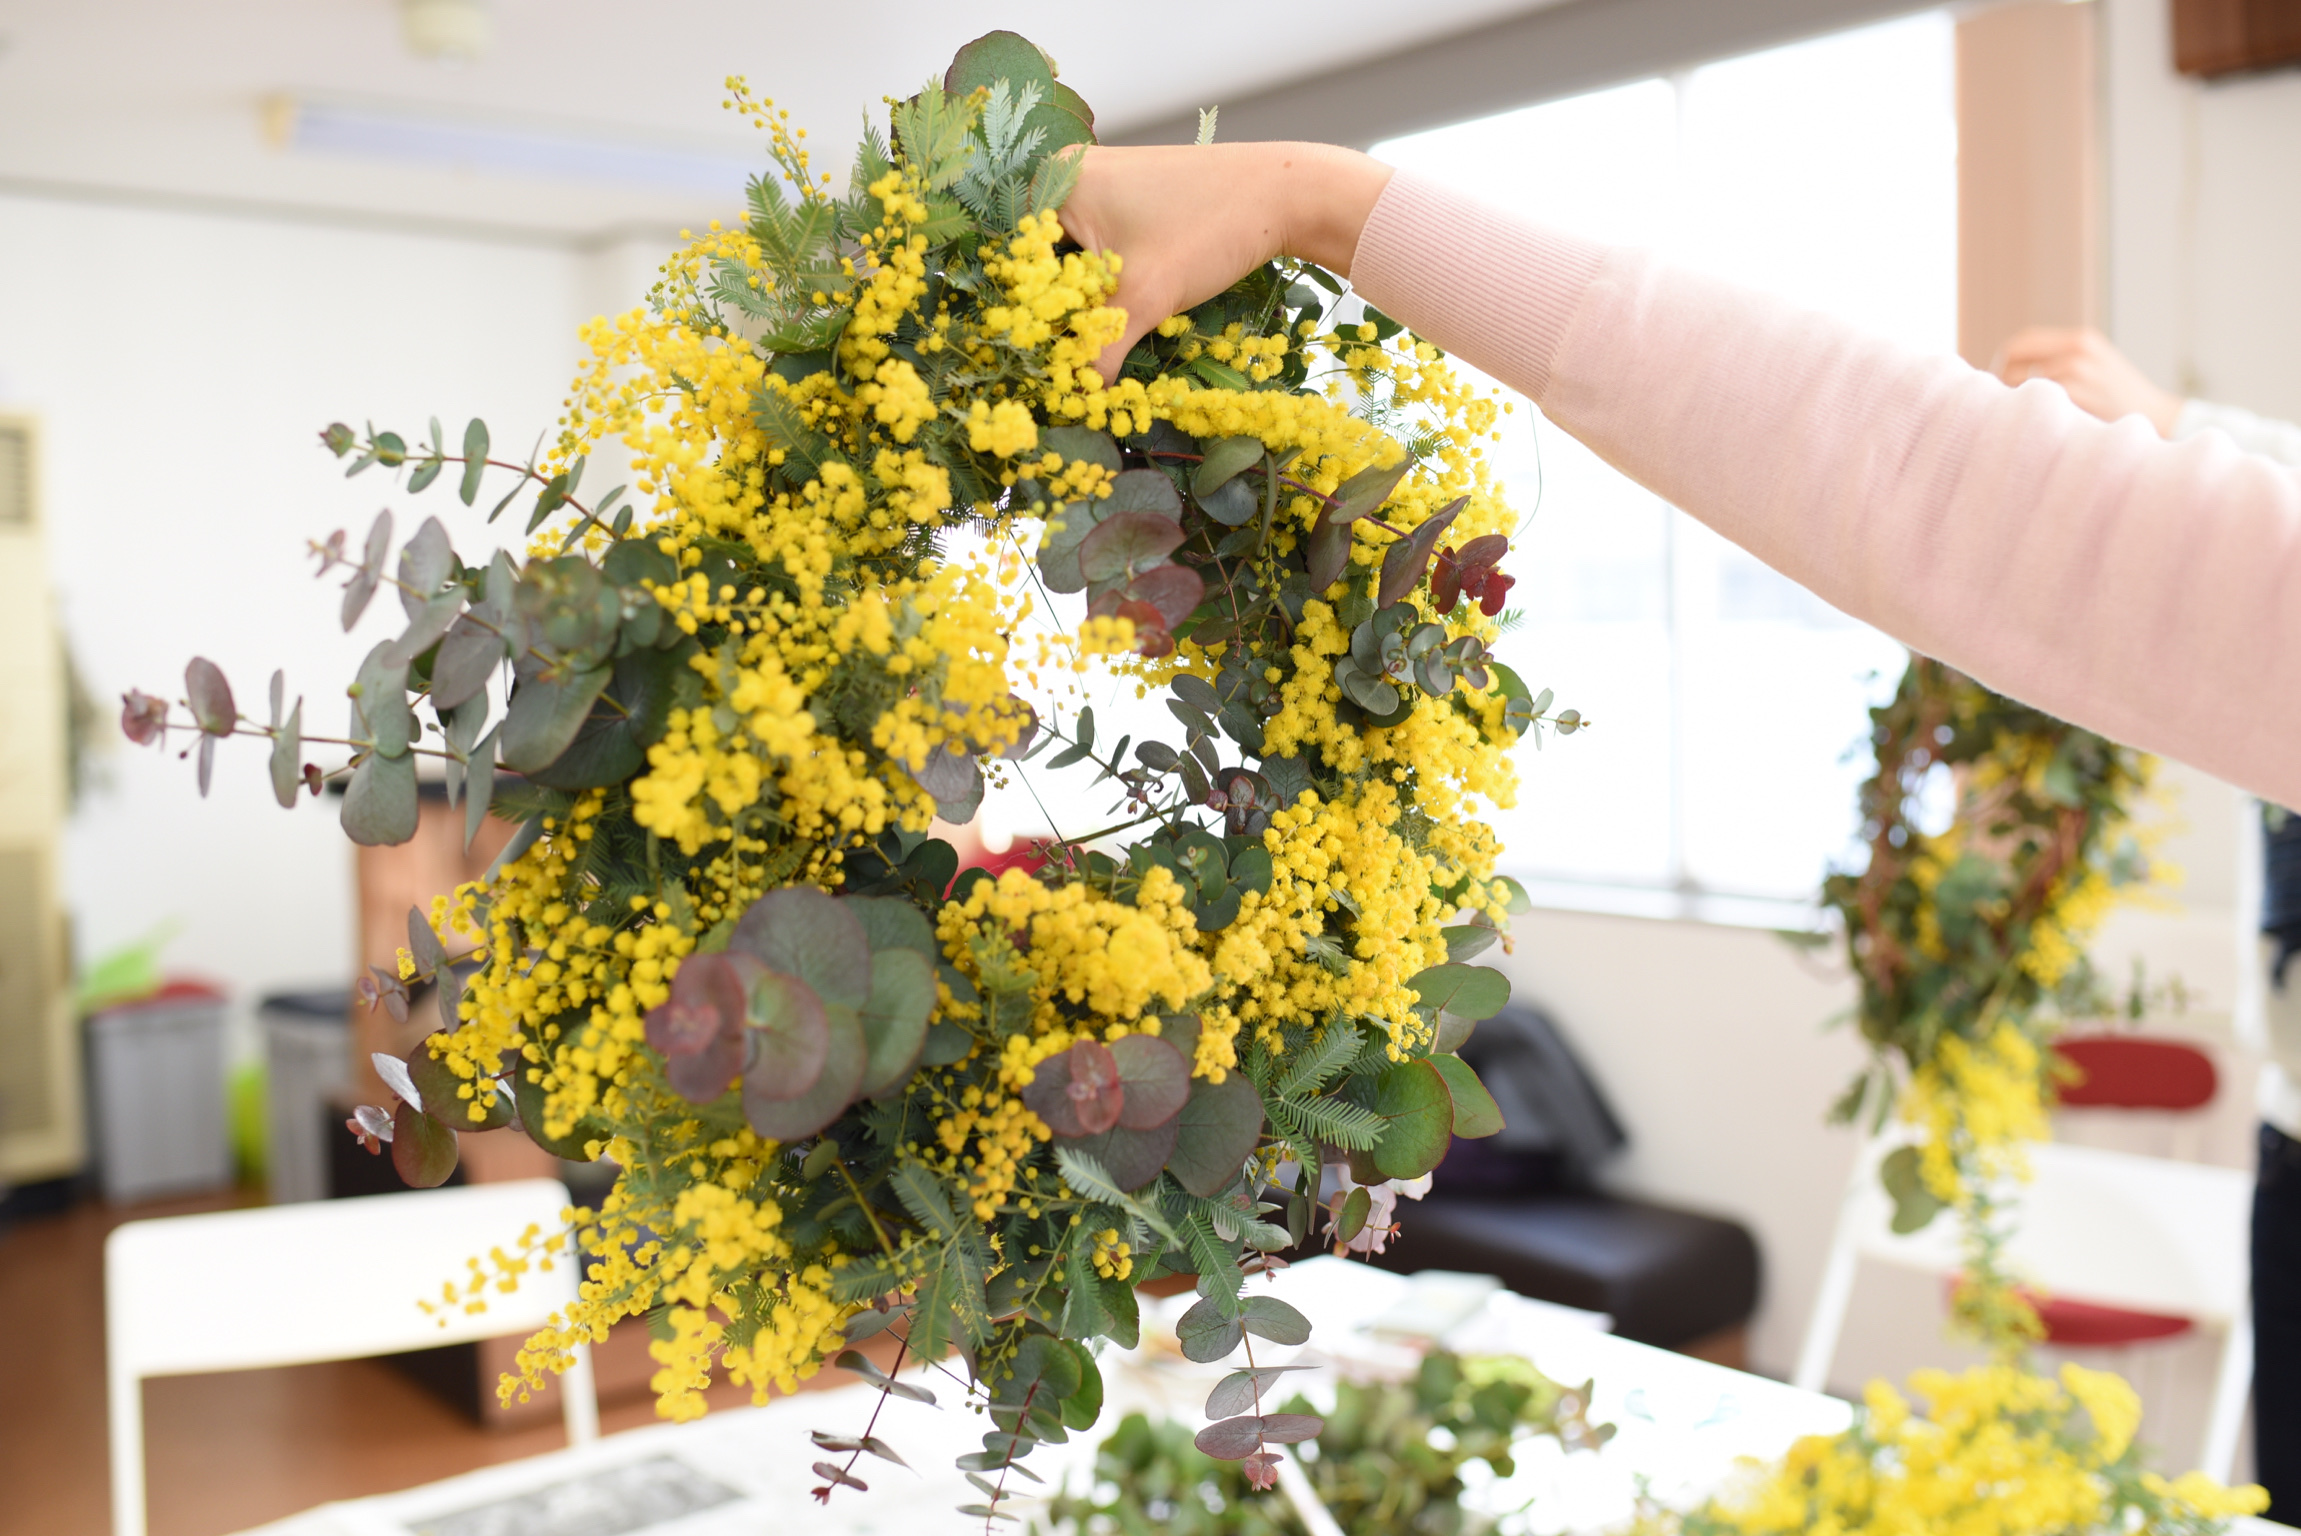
left=1696, top=1364, right=2263, bottom=1536
left=1088, top=1227, right=1133, bottom=1281
left=1902, top=1021, right=2052, bottom=1204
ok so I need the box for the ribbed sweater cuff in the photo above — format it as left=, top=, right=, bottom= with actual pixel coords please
left=1348, top=169, right=1609, bottom=403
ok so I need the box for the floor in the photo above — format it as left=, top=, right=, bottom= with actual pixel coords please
left=0, top=1187, right=840, bottom=1536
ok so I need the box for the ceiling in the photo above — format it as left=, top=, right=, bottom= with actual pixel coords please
left=0, top=0, right=1567, bottom=244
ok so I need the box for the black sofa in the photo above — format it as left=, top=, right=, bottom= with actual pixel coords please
left=1368, top=1005, right=1761, bottom=1355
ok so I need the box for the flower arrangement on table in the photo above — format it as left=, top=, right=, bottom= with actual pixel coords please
left=1668, top=657, right=2266, bottom=1535
left=1040, top=1349, right=1611, bottom=1536
left=124, top=32, right=1577, bottom=1516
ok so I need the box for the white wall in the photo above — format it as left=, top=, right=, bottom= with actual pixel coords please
left=0, top=193, right=670, bottom=1056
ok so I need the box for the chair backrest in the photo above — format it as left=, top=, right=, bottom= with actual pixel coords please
left=106, top=1180, right=596, bottom=1536
left=1851, top=1139, right=2250, bottom=1322
left=2054, top=1035, right=2218, bottom=1110
left=1798, top=1135, right=2254, bottom=1478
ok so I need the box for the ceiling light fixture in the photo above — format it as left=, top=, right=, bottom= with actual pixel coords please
left=263, top=95, right=758, bottom=195
left=400, top=0, right=491, bottom=64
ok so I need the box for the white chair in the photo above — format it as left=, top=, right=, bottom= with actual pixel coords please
left=106, top=1178, right=597, bottom=1536
left=1794, top=1135, right=2254, bottom=1480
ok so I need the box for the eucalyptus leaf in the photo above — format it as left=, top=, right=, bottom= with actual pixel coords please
left=390, top=1102, right=459, bottom=1188
left=343, top=510, right=393, bottom=630
left=1166, top=1072, right=1265, bottom=1198
left=729, top=886, right=874, bottom=1012
left=856, top=947, right=937, bottom=1097
left=341, top=746, right=418, bottom=846
left=499, top=662, right=612, bottom=775
left=1193, top=436, right=1264, bottom=497
left=459, top=418, right=490, bottom=504
left=1430, top=1053, right=1505, bottom=1139
left=269, top=699, right=302, bottom=809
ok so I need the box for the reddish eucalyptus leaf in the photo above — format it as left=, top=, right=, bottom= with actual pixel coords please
left=1455, top=533, right=1509, bottom=570
left=1258, top=1413, right=1325, bottom=1444
left=1431, top=551, right=1465, bottom=614
left=1376, top=496, right=1466, bottom=608
left=1305, top=513, right=1353, bottom=594
left=1193, top=1416, right=1266, bottom=1459
left=743, top=966, right=832, bottom=1102
left=1125, top=563, right=1204, bottom=630
left=1477, top=570, right=1517, bottom=616
left=647, top=952, right=746, bottom=1056
left=120, top=690, right=168, bottom=746
left=1078, top=510, right=1185, bottom=584
left=1116, top=599, right=1174, bottom=658
left=1241, top=1452, right=1281, bottom=1490
left=1109, top=1034, right=1189, bottom=1130
left=1022, top=1038, right=1126, bottom=1137
left=1205, top=1365, right=1316, bottom=1420
left=185, top=658, right=235, bottom=735
left=390, top=1101, right=459, bottom=1187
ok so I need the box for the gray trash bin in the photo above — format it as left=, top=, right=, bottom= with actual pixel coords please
left=260, top=989, right=352, bottom=1205
left=86, top=984, right=231, bottom=1204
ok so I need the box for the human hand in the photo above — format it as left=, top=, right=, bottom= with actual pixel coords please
left=1061, top=142, right=1394, bottom=384
left=1992, top=327, right=2184, bottom=436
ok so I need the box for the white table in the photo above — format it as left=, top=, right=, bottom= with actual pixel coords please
left=232, top=1258, right=2285, bottom=1536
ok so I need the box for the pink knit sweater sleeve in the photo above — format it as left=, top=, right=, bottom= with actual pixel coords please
left=1349, top=171, right=2301, bottom=808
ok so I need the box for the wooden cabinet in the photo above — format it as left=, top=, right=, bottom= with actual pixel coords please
left=2174, top=0, right=2301, bottom=78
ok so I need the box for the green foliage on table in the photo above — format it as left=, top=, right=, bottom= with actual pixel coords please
left=1039, top=1351, right=1612, bottom=1536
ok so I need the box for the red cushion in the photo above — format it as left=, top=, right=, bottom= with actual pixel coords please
left=1943, top=1278, right=2193, bottom=1345
left=2054, top=1035, right=2217, bottom=1110
left=2033, top=1293, right=2195, bottom=1346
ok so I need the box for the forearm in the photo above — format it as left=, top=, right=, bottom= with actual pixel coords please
left=1350, top=171, right=2301, bottom=807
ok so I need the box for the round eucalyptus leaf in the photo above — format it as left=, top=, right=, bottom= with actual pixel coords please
left=908, top=742, right=984, bottom=823
left=728, top=886, right=873, bottom=1011
left=390, top=1101, right=459, bottom=1188
left=1170, top=674, right=1220, bottom=715
left=499, top=662, right=610, bottom=774
left=1104, top=467, right=1184, bottom=519
left=857, top=947, right=937, bottom=1097
left=1192, top=435, right=1264, bottom=497
left=1195, top=475, right=1258, bottom=528
left=1023, top=1038, right=1125, bottom=1138
left=1125, top=563, right=1204, bottom=629
left=1365, top=1059, right=1455, bottom=1181
left=343, top=510, right=393, bottom=630
left=1166, top=1072, right=1265, bottom=1198
left=1193, top=1416, right=1265, bottom=1460
left=1430, top=1053, right=1505, bottom=1139
left=1175, top=1297, right=1245, bottom=1364
left=1078, top=510, right=1186, bottom=584
left=743, top=1002, right=865, bottom=1140
left=1240, top=1295, right=1312, bottom=1345
left=1039, top=424, right=1121, bottom=475
left=341, top=747, right=419, bottom=846
left=1109, top=1034, right=1189, bottom=1129
left=742, top=966, right=832, bottom=1102
left=1204, top=1366, right=1317, bottom=1421
left=845, top=895, right=937, bottom=957
left=185, top=658, right=235, bottom=735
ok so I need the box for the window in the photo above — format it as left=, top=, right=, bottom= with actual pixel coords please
left=1371, top=11, right=1956, bottom=914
